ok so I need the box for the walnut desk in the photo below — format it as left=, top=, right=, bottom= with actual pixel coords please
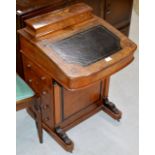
left=18, top=3, right=137, bottom=152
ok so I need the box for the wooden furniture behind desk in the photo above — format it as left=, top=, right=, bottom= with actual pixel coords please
left=16, top=0, right=133, bottom=77
left=18, top=3, right=136, bottom=152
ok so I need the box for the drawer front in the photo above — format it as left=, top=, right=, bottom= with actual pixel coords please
left=23, top=57, right=51, bottom=88
left=22, top=55, right=54, bottom=129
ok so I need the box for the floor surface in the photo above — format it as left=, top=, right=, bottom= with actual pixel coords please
left=16, top=10, right=139, bottom=155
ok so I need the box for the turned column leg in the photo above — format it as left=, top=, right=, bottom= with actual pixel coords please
left=102, top=77, right=122, bottom=121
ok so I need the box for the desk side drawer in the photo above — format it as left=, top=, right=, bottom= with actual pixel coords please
left=22, top=55, right=54, bottom=129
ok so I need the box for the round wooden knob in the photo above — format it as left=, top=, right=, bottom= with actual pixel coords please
left=28, top=79, right=32, bottom=83
left=43, top=105, right=49, bottom=110
left=27, top=64, right=31, bottom=68
left=40, top=76, right=46, bottom=80
left=42, top=91, right=47, bottom=95
left=106, top=10, right=111, bottom=15
left=44, top=117, right=49, bottom=121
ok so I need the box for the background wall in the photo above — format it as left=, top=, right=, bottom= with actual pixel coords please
left=134, top=0, right=139, bottom=15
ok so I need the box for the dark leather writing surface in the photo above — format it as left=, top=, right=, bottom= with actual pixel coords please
left=50, top=25, right=121, bottom=66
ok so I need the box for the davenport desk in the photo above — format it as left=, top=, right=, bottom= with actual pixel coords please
left=18, top=3, right=137, bottom=152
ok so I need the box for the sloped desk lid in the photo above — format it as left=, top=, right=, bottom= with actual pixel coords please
left=49, top=25, right=121, bottom=66
left=18, top=3, right=137, bottom=90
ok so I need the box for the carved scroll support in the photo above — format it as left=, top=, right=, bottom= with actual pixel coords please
left=42, top=125, right=74, bottom=153
left=55, top=126, right=72, bottom=145
left=102, top=77, right=122, bottom=121
left=102, top=98, right=122, bottom=121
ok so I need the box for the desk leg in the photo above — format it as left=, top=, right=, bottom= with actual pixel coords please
left=102, top=77, right=122, bottom=121
left=34, top=97, right=43, bottom=143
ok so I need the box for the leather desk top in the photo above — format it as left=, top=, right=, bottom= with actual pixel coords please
left=49, top=25, right=121, bottom=66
